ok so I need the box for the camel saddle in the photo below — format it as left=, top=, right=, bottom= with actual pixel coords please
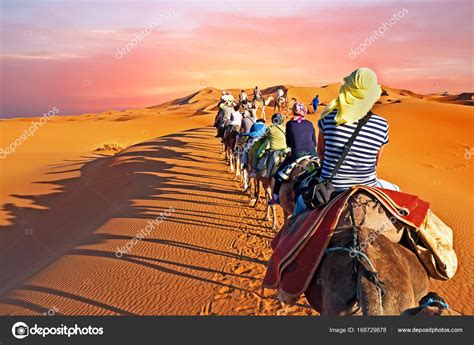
left=263, top=185, right=457, bottom=298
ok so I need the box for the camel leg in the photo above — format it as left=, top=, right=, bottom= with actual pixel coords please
left=255, top=178, right=260, bottom=206
left=265, top=204, right=271, bottom=220
left=256, top=178, right=264, bottom=206
left=242, top=169, right=249, bottom=192
left=265, top=202, right=279, bottom=230
left=272, top=205, right=279, bottom=230
left=224, top=145, right=229, bottom=162
left=263, top=183, right=272, bottom=219
left=248, top=176, right=257, bottom=205
left=250, top=177, right=259, bottom=207
left=263, top=202, right=279, bottom=230
left=231, top=151, right=239, bottom=180
left=228, top=148, right=234, bottom=172
left=264, top=184, right=279, bottom=230
left=235, top=154, right=241, bottom=178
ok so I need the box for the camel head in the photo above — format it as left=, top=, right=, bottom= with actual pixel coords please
left=265, top=95, right=274, bottom=106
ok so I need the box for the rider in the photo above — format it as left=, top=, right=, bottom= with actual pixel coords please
left=239, top=90, right=248, bottom=104
left=256, top=113, right=288, bottom=178
left=241, top=118, right=266, bottom=139
left=266, top=113, right=286, bottom=151
left=240, top=119, right=267, bottom=169
left=229, top=104, right=243, bottom=129
left=226, top=91, right=236, bottom=104
left=311, top=94, right=320, bottom=114
left=223, top=104, right=243, bottom=142
left=275, top=87, right=286, bottom=112
left=292, top=67, right=400, bottom=216
left=269, top=102, right=317, bottom=205
left=217, top=95, right=235, bottom=138
left=221, top=91, right=229, bottom=103
left=277, top=87, right=285, bottom=99
left=241, top=103, right=257, bottom=133
left=253, top=86, right=264, bottom=103
left=289, top=97, right=297, bottom=110
left=248, top=101, right=258, bottom=119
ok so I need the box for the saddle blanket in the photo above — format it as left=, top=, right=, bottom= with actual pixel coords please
left=277, top=155, right=316, bottom=180
left=257, top=149, right=288, bottom=179
left=263, top=185, right=456, bottom=298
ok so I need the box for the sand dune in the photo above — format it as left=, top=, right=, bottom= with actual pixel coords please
left=0, top=85, right=472, bottom=315
left=427, top=92, right=474, bottom=106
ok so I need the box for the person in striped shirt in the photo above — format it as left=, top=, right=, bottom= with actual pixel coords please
left=317, top=110, right=398, bottom=191
left=293, top=67, right=399, bottom=216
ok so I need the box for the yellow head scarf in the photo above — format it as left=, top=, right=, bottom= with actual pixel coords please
left=321, top=67, right=382, bottom=125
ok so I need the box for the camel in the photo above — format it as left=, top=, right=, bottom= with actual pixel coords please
left=251, top=166, right=281, bottom=231
left=232, top=135, right=248, bottom=182
left=233, top=135, right=255, bottom=192
left=255, top=175, right=280, bottom=230
left=241, top=141, right=281, bottom=229
left=246, top=147, right=312, bottom=230
left=243, top=140, right=265, bottom=202
left=222, top=125, right=241, bottom=176
left=300, top=192, right=430, bottom=315
left=253, top=95, right=274, bottom=121
left=244, top=155, right=317, bottom=229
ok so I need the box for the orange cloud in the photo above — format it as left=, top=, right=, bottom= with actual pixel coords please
left=1, top=1, right=471, bottom=117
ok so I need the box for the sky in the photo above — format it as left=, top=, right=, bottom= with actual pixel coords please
left=0, top=0, right=472, bottom=117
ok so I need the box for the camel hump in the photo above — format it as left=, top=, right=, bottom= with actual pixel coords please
left=350, top=188, right=458, bottom=281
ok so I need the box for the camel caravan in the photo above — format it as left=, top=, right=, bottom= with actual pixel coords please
left=213, top=68, right=459, bottom=316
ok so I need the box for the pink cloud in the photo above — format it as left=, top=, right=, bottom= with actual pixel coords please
left=0, top=1, right=471, bottom=117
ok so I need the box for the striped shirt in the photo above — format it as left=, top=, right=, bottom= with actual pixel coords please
left=318, top=111, right=389, bottom=189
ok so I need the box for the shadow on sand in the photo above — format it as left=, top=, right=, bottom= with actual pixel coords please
left=0, top=127, right=266, bottom=315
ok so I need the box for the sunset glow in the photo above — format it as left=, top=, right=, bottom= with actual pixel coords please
left=1, top=0, right=472, bottom=117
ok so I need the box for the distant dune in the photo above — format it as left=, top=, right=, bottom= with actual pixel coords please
left=149, top=84, right=472, bottom=118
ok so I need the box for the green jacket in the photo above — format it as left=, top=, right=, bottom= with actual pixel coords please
left=266, top=125, right=287, bottom=150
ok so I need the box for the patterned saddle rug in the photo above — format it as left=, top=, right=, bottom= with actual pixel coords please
left=263, top=185, right=457, bottom=298
left=256, top=149, right=288, bottom=179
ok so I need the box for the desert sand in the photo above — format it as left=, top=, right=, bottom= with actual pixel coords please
left=0, top=85, right=472, bottom=315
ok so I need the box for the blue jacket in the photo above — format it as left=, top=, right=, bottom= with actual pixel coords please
left=242, top=122, right=267, bottom=138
